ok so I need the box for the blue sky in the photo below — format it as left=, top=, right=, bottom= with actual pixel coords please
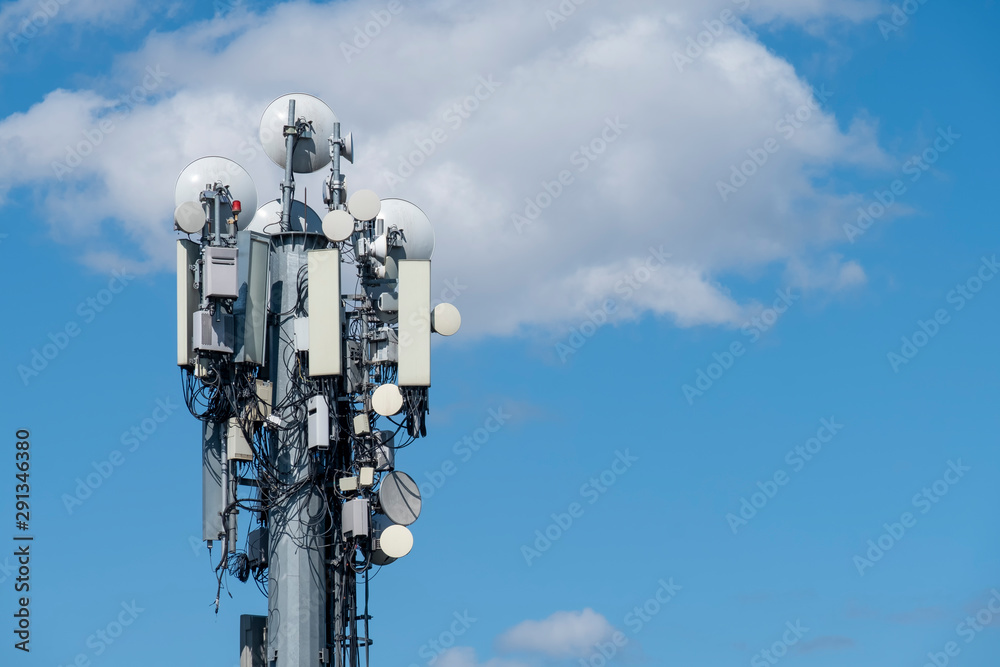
left=1, top=1, right=999, bottom=666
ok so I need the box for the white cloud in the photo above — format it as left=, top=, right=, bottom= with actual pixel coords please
left=745, top=0, right=883, bottom=24
left=496, top=608, right=614, bottom=658
left=436, top=648, right=531, bottom=667
left=0, top=0, right=891, bottom=337
left=785, top=254, right=868, bottom=292
left=1, top=0, right=159, bottom=53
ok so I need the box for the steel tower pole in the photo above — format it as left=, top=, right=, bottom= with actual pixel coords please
left=266, top=231, right=329, bottom=667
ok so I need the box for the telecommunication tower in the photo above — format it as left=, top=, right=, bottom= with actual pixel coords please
left=173, top=93, right=462, bottom=667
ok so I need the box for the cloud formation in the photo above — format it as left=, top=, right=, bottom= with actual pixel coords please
left=495, top=608, right=615, bottom=658
left=0, top=0, right=890, bottom=337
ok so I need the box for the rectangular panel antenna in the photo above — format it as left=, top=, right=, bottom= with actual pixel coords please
left=234, top=231, right=270, bottom=365
left=307, top=249, right=342, bottom=376
left=177, top=240, right=201, bottom=367
left=398, top=260, right=432, bottom=386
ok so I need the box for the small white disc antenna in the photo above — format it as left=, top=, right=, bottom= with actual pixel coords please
left=432, top=303, right=462, bottom=336
left=248, top=200, right=320, bottom=234
left=175, top=156, right=258, bottom=231
left=372, top=384, right=403, bottom=416
left=378, top=471, right=421, bottom=526
left=260, top=93, right=337, bottom=174
left=348, top=190, right=382, bottom=221
left=379, top=524, right=413, bottom=558
left=174, top=201, right=206, bottom=234
left=322, top=210, right=355, bottom=242
left=370, top=515, right=413, bottom=566
left=378, top=199, right=435, bottom=260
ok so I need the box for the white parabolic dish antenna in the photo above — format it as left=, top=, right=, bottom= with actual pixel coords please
left=322, top=210, right=355, bottom=242
left=260, top=93, right=337, bottom=174
left=248, top=200, right=321, bottom=234
left=348, top=189, right=382, bottom=222
left=376, top=198, right=435, bottom=261
left=370, top=515, right=413, bottom=566
left=378, top=471, right=421, bottom=526
left=372, top=384, right=403, bottom=416
left=174, top=156, right=258, bottom=231
left=174, top=201, right=206, bottom=234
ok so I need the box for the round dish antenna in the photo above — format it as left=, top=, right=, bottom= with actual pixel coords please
left=371, top=515, right=413, bottom=566
left=372, top=384, right=403, bottom=416
left=248, top=199, right=321, bottom=234
left=260, top=93, right=337, bottom=174
left=377, top=199, right=435, bottom=261
left=378, top=471, right=421, bottom=526
left=348, top=189, right=382, bottom=222
left=322, top=210, right=355, bottom=242
left=432, top=303, right=462, bottom=336
left=174, top=201, right=206, bottom=234
left=175, top=156, right=258, bottom=231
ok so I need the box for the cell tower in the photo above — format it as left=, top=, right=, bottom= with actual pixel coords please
left=173, top=93, right=461, bottom=667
